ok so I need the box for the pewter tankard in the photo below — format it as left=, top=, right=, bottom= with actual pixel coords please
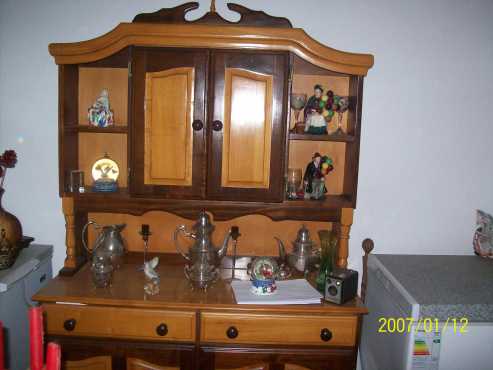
left=82, top=221, right=126, bottom=268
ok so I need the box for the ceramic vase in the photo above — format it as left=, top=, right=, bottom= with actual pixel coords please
left=0, top=187, right=23, bottom=269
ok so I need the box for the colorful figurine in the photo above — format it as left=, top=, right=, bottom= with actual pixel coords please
left=304, top=85, right=328, bottom=134
left=88, top=89, right=114, bottom=127
left=303, top=153, right=334, bottom=200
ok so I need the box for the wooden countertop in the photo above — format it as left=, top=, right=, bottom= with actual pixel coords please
left=34, top=253, right=367, bottom=315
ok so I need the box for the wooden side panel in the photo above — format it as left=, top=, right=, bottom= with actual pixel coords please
left=222, top=68, right=273, bottom=189
left=65, top=356, right=112, bottom=370
left=78, top=67, right=128, bottom=125
left=127, top=358, right=179, bottom=370
left=78, top=133, right=127, bottom=187
left=144, top=67, right=194, bottom=186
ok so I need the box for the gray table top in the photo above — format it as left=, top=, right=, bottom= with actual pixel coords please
left=373, top=254, right=493, bottom=322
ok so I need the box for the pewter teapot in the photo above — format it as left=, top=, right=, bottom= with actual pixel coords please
left=275, top=225, right=320, bottom=273
left=82, top=222, right=126, bottom=268
left=174, top=211, right=232, bottom=288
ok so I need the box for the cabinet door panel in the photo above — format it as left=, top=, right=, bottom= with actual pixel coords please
left=65, top=356, right=112, bottom=370
left=208, top=51, right=288, bottom=202
left=128, top=357, right=179, bottom=370
left=144, top=67, right=194, bottom=187
left=222, top=68, right=273, bottom=189
left=131, top=48, right=208, bottom=198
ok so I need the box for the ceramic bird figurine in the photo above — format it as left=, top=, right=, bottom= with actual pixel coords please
left=144, top=256, right=160, bottom=281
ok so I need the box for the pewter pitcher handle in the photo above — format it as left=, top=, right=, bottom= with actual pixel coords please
left=82, top=221, right=98, bottom=254
left=174, top=225, right=192, bottom=261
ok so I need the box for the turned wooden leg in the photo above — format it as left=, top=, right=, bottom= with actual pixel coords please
left=60, top=197, right=87, bottom=276
left=62, top=197, right=77, bottom=270
left=336, top=208, right=353, bottom=268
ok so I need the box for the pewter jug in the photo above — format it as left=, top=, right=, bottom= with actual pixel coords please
left=174, top=211, right=232, bottom=289
left=275, top=225, right=320, bottom=273
left=82, top=221, right=126, bottom=268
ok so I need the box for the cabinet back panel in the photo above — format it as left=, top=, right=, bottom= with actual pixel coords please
left=87, top=212, right=330, bottom=256
left=78, top=67, right=128, bottom=126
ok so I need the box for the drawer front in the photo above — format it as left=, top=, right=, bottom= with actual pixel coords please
left=44, top=304, right=196, bottom=342
left=200, top=312, right=358, bottom=346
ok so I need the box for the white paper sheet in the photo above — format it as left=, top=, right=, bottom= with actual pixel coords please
left=231, top=279, right=322, bottom=305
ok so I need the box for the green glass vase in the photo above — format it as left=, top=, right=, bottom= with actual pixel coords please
left=316, top=230, right=338, bottom=293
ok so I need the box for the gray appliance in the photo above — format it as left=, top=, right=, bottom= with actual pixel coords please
left=0, top=244, right=53, bottom=370
left=360, top=254, right=493, bottom=370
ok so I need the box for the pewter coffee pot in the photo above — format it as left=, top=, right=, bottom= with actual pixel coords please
left=174, top=211, right=232, bottom=289
left=275, top=225, right=320, bottom=273
left=82, top=221, right=126, bottom=268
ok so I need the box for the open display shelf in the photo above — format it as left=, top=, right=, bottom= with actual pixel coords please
left=65, top=125, right=128, bottom=134
left=289, top=133, right=355, bottom=142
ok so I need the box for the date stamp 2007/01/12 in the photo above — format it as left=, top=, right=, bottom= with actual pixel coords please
left=378, top=317, right=468, bottom=334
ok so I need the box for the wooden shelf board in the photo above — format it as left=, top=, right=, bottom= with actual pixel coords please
left=65, top=125, right=128, bottom=134
left=66, top=192, right=353, bottom=222
left=289, top=133, right=355, bottom=143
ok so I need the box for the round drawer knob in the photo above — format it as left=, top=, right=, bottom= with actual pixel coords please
left=212, top=120, right=223, bottom=132
left=192, top=120, right=204, bottom=131
left=320, top=328, right=332, bottom=342
left=226, top=326, right=238, bottom=339
left=63, top=318, right=76, bottom=332
left=156, top=323, right=168, bottom=336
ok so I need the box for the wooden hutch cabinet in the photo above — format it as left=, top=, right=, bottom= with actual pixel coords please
left=38, top=2, right=374, bottom=369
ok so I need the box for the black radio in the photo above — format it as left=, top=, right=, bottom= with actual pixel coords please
left=324, top=268, right=358, bottom=304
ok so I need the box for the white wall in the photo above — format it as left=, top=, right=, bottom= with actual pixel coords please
left=1, top=0, right=492, bottom=274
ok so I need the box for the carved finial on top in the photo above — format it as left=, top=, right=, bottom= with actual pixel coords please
left=210, top=0, right=216, bottom=13
left=362, top=238, right=374, bottom=255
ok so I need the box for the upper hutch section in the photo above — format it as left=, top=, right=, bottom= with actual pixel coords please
left=50, top=1, right=373, bottom=222
left=48, top=2, right=373, bottom=75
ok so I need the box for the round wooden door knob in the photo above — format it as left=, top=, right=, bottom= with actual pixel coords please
left=320, top=328, right=332, bottom=342
left=192, top=120, right=204, bottom=131
left=63, top=318, right=76, bottom=332
left=212, top=120, right=223, bottom=131
left=156, top=323, right=168, bottom=336
left=226, top=326, right=239, bottom=339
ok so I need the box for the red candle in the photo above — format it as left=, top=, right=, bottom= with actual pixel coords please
left=46, top=342, right=61, bottom=370
left=0, top=321, right=4, bottom=370
left=29, top=307, right=44, bottom=370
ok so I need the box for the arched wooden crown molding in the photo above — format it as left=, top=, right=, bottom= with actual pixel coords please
left=48, top=3, right=374, bottom=75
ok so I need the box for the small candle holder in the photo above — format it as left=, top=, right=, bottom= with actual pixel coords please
left=138, top=224, right=152, bottom=271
